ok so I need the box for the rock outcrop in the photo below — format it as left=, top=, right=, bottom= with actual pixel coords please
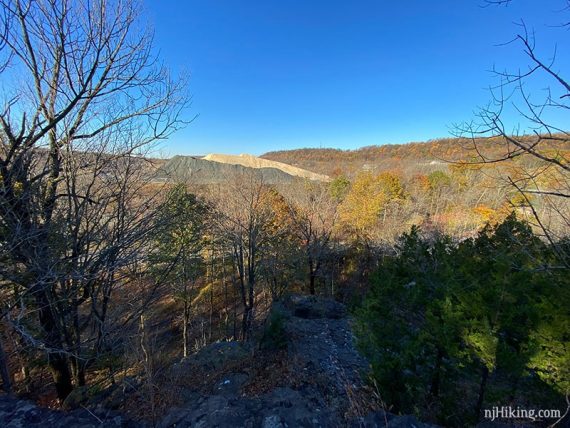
left=0, top=295, right=438, bottom=427
left=0, top=394, right=137, bottom=427
left=157, top=294, right=437, bottom=427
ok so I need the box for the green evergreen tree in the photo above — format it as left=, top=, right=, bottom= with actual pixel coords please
left=356, top=214, right=569, bottom=426
left=151, top=184, right=208, bottom=357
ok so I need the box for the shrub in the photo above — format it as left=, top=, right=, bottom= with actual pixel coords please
left=260, top=310, right=288, bottom=351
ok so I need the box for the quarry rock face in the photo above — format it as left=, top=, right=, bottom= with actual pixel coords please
left=203, top=153, right=331, bottom=182
left=156, top=155, right=298, bottom=184
left=155, top=153, right=330, bottom=185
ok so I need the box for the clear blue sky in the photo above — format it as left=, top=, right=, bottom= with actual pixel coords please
left=146, top=0, right=568, bottom=156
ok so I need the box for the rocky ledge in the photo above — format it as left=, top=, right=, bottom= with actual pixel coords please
left=0, top=394, right=136, bottom=427
left=0, top=295, right=437, bottom=427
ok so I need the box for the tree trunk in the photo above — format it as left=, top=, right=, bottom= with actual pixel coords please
left=244, top=269, right=255, bottom=340
left=308, top=257, right=316, bottom=295
left=209, top=255, right=214, bottom=341
left=430, top=347, right=443, bottom=398
left=241, top=273, right=255, bottom=341
left=183, top=300, right=189, bottom=358
left=475, top=365, right=489, bottom=420
left=221, top=249, right=229, bottom=337
left=309, top=272, right=316, bottom=295
left=140, top=315, right=149, bottom=365
left=0, top=336, right=12, bottom=395
left=78, top=365, right=86, bottom=387
left=233, top=279, right=237, bottom=340
left=231, top=256, right=238, bottom=340
left=49, top=353, right=73, bottom=401
left=241, top=306, right=252, bottom=341
left=37, top=292, right=73, bottom=401
left=70, top=356, right=86, bottom=387
left=21, top=365, right=30, bottom=393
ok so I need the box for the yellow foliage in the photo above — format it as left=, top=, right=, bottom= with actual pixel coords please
left=13, top=181, right=23, bottom=195
left=339, top=171, right=405, bottom=234
left=473, top=205, right=496, bottom=223
left=473, top=204, right=511, bottom=226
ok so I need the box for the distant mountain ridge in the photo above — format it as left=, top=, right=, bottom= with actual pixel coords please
left=261, top=135, right=570, bottom=177
left=155, top=135, right=569, bottom=183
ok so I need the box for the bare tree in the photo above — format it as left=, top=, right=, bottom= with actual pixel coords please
left=259, top=188, right=299, bottom=301
left=0, top=0, right=186, bottom=400
left=455, top=0, right=569, bottom=265
left=281, top=180, right=339, bottom=295
left=208, top=173, right=276, bottom=340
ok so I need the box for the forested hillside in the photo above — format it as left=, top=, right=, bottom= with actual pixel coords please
left=260, top=135, right=570, bottom=241
left=262, top=135, right=570, bottom=178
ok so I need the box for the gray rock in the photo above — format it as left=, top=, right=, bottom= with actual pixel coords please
left=213, top=372, right=249, bottom=396
left=262, top=414, right=287, bottom=428
left=0, top=395, right=140, bottom=427
left=351, top=411, right=443, bottom=428
left=190, top=340, right=252, bottom=372
left=387, top=414, right=433, bottom=427
left=283, top=294, right=347, bottom=320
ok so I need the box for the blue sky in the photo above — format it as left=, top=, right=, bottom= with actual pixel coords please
left=146, top=1, right=568, bottom=156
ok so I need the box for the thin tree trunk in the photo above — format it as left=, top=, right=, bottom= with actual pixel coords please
left=309, top=272, right=316, bottom=295
left=234, top=244, right=249, bottom=341
left=78, top=365, right=86, bottom=387
left=209, top=247, right=214, bottom=341
left=430, top=347, right=443, bottom=398
left=233, top=285, right=237, bottom=340
left=244, top=269, right=255, bottom=340
left=475, top=365, right=489, bottom=420
left=0, top=336, right=12, bottom=395
left=140, top=315, right=148, bottom=362
left=222, top=249, right=229, bottom=336
left=231, top=254, right=238, bottom=340
left=241, top=307, right=249, bottom=341
left=70, top=356, right=86, bottom=387
left=183, top=299, right=189, bottom=358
